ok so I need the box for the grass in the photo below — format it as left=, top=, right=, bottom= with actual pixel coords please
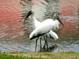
left=0, top=52, right=79, bottom=59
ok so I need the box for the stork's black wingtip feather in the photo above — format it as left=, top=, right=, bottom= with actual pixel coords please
left=29, top=37, right=33, bottom=40
left=30, top=38, right=32, bottom=40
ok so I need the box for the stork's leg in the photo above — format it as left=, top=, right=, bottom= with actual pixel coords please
left=43, top=34, right=48, bottom=51
left=39, top=36, right=42, bottom=51
left=43, top=35, right=46, bottom=49
left=45, top=34, right=48, bottom=50
left=35, top=38, right=39, bottom=52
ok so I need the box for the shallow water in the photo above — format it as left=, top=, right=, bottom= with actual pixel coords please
left=0, top=16, right=79, bottom=52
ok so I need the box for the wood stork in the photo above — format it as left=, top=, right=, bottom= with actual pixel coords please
left=29, top=13, right=63, bottom=40
left=32, top=16, right=59, bottom=51
left=25, top=11, right=63, bottom=51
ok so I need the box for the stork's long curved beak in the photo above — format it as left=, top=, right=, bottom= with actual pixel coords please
left=52, top=12, right=64, bottom=26
left=57, top=16, right=64, bottom=26
left=25, top=10, right=33, bottom=19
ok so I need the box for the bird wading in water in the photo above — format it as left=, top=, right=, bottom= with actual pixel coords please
left=25, top=11, right=63, bottom=51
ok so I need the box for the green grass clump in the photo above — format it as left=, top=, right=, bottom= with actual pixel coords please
left=0, top=52, right=79, bottom=59
left=0, top=52, right=26, bottom=59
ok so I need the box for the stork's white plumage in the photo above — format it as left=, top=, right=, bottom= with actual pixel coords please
left=47, top=30, right=58, bottom=40
left=32, top=16, right=58, bottom=40
left=33, top=17, right=41, bottom=28
left=29, top=18, right=60, bottom=39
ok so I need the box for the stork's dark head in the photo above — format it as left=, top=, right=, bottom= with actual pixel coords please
left=52, top=12, right=64, bottom=26
left=25, top=10, right=33, bottom=19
